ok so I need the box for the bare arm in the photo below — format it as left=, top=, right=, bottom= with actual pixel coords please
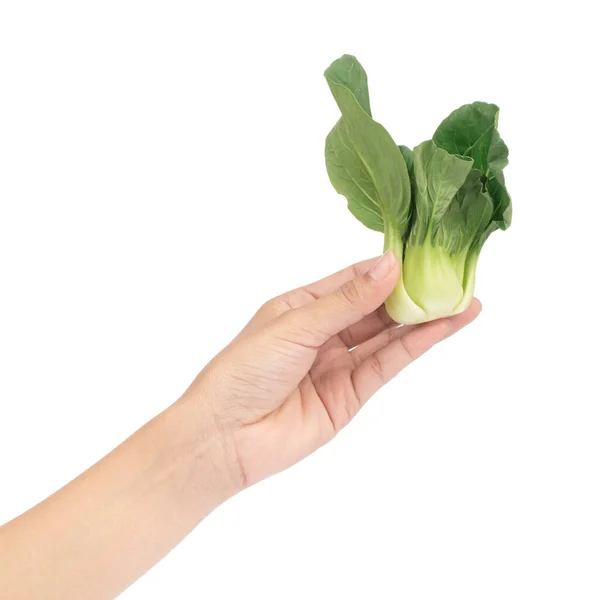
left=0, top=253, right=480, bottom=599
left=0, top=400, right=241, bottom=599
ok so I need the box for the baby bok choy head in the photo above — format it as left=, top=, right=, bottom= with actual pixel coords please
left=324, top=54, right=512, bottom=325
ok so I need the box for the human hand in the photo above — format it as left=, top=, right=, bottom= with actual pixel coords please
left=0, top=251, right=482, bottom=600
left=181, top=251, right=481, bottom=490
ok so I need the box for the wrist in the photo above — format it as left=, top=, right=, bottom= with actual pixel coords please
left=167, top=391, right=246, bottom=505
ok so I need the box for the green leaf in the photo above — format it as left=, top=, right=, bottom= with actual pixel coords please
left=475, top=220, right=499, bottom=254
left=408, top=141, right=474, bottom=245
left=486, top=175, right=512, bottom=230
left=488, top=129, right=509, bottom=179
left=434, top=101, right=512, bottom=232
left=324, top=54, right=372, bottom=117
left=434, top=170, right=486, bottom=254
left=433, top=102, right=499, bottom=173
left=399, top=145, right=414, bottom=173
left=325, top=121, right=384, bottom=232
left=457, top=168, right=484, bottom=206
left=398, top=145, right=415, bottom=241
left=324, top=55, right=411, bottom=235
left=463, top=190, right=495, bottom=252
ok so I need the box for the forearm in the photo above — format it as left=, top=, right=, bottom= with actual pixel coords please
left=0, top=397, right=240, bottom=600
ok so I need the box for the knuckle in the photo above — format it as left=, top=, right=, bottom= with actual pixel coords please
left=398, top=335, right=417, bottom=361
left=285, top=288, right=317, bottom=309
left=367, top=353, right=386, bottom=384
left=265, top=289, right=316, bottom=314
left=351, top=263, right=367, bottom=279
left=339, top=327, right=356, bottom=348
left=259, top=296, right=287, bottom=317
left=261, top=296, right=280, bottom=312
left=386, top=325, right=403, bottom=344
left=340, top=280, right=364, bottom=307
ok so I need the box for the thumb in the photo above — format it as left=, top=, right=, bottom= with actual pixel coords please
left=275, top=251, right=399, bottom=348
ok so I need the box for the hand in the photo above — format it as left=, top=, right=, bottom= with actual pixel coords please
left=181, top=251, right=481, bottom=489
left=0, top=251, right=481, bottom=600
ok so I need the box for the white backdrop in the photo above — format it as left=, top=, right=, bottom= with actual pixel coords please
left=1, top=1, right=591, bottom=598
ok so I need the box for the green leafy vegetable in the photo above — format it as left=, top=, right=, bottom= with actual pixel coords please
left=324, top=54, right=513, bottom=324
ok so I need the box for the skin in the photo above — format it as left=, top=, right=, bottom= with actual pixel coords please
left=0, top=251, right=481, bottom=599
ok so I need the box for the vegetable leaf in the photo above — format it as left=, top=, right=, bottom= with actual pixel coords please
left=488, top=129, right=509, bottom=180
left=399, top=145, right=414, bottom=173
left=434, top=169, right=492, bottom=254
left=434, top=101, right=512, bottom=230
left=324, top=55, right=411, bottom=235
left=324, top=54, right=372, bottom=117
left=409, top=140, right=474, bottom=245
left=325, top=121, right=384, bottom=232
left=487, top=175, right=512, bottom=230
left=433, top=102, right=499, bottom=173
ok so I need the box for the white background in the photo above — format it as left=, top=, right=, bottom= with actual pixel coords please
left=1, top=1, right=591, bottom=598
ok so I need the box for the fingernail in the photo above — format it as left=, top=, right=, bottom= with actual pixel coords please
left=368, top=250, right=395, bottom=281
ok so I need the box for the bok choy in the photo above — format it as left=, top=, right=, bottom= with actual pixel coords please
left=324, top=54, right=512, bottom=324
